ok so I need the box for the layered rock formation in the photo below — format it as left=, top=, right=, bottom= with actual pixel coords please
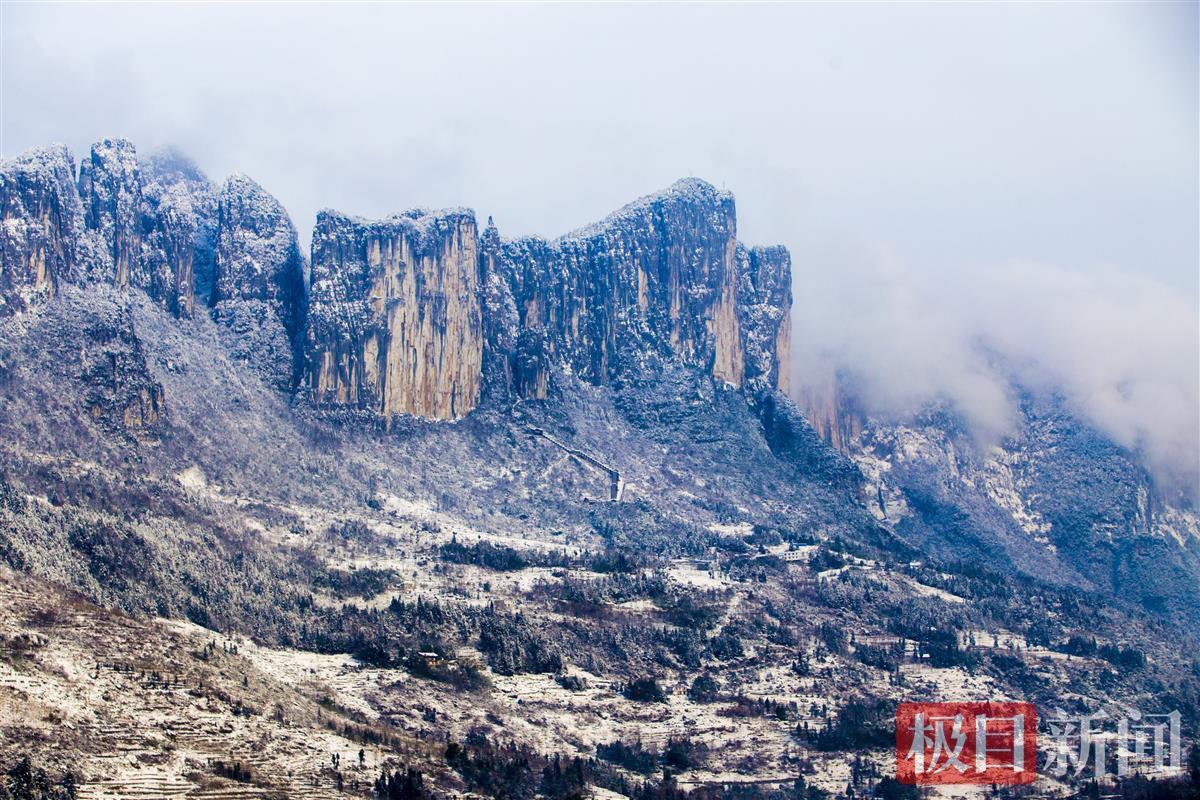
left=305, top=209, right=481, bottom=421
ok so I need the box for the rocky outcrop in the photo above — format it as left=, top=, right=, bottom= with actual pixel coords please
left=305, top=208, right=481, bottom=421
left=846, top=392, right=1200, bottom=621
left=1, top=141, right=307, bottom=391
left=78, top=139, right=146, bottom=290
left=0, top=146, right=87, bottom=315
left=478, top=220, right=521, bottom=400
left=740, top=245, right=792, bottom=395
left=757, top=389, right=863, bottom=493
left=213, top=174, right=307, bottom=388
left=80, top=301, right=166, bottom=433
left=4, top=141, right=793, bottom=424
left=484, top=179, right=791, bottom=403
left=1, top=139, right=219, bottom=319
left=140, top=150, right=219, bottom=318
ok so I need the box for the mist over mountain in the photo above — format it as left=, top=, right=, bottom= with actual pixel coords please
left=790, top=243, right=1199, bottom=497
left=0, top=131, right=1197, bottom=800
left=1, top=3, right=1197, bottom=796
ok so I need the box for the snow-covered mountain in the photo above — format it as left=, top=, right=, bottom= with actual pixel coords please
left=1, top=138, right=1197, bottom=797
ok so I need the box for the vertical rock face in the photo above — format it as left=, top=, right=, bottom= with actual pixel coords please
left=1, top=141, right=305, bottom=389
left=478, top=220, right=522, bottom=400
left=3, top=140, right=794, bottom=422
left=484, top=179, right=791, bottom=402
left=795, top=368, right=865, bottom=451
left=740, top=245, right=792, bottom=395
left=80, top=303, right=166, bottom=433
left=0, top=146, right=86, bottom=315
left=305, top=209, right=482, bottom=421
left=213, top=174, right=308, bottom=389
left=140, top=150, right=219, bottom=318
left=2, top=139, right=219, bottom=318
left=78, top=139, right=145, bottom=290
left=76, top=138, right=221, bottom=316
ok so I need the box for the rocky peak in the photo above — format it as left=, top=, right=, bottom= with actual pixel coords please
left=77, top=138, right=145, bottom=290
left=214, top=173, right=306, bottom=319
left=557, top=177, right=735, bottom=241
left=139, top=150, right=219, bottom=318
left=740, top=245, right=793, bottom=395
left=0, top=145, right=86, bottom=315
left=483, top=177, right=790, bottom=404
left=213, top=173, right=308, bottom=389
left=3, top=141, right=794, bottom=424
left=11, top=138, right=221, bottom=319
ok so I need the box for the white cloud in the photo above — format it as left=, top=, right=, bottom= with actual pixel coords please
left=2, top=3, right=1196, bottom=290
left=791, top=246, right=1199, bottom=492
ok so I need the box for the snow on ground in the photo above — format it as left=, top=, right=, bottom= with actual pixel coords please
left=0, top=568, right=438, bottom=798
left=904, top=577, right=966, bottom=604
left=706, top=522, right=753, bottom=537
left=667, top=563, right=731, bottom=590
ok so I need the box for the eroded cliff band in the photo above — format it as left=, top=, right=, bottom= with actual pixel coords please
left=0, top=139, right=792, bottom=423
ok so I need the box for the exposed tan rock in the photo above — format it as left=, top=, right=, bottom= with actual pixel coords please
left=306, top=209, right=481, bottom=421
left=774, top=307, right=791, bottom=395
left=796, top=367, right=864, bottom=451
left=0, top=145, right=85, bottom=315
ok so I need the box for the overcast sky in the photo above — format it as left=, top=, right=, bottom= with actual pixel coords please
left=3, top=2, right=1198, bottom=484
left=4, top=2, right=1195, bottom=288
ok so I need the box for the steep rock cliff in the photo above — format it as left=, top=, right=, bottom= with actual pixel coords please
left=484, top=179, right=791, bottom=403
left=2, top=139, right=219, bottom=319
left=3, top=140, right=792, bottom=426
left=0, top=146, right=87, bottom=315
left=77, top=139, right=146, bottom=290
left=478, top=219, right=522, bottom=401
left=795, top=368, right=865, bottom=452
left=305, top=208, right=481, bottom=421
left=739, top=244, right=792, bottom=395
left=140, top=150, right=219, bottom=317
left=79, top=297, right=166, bottom=433
left=212, top=174, right=307, bottom=389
